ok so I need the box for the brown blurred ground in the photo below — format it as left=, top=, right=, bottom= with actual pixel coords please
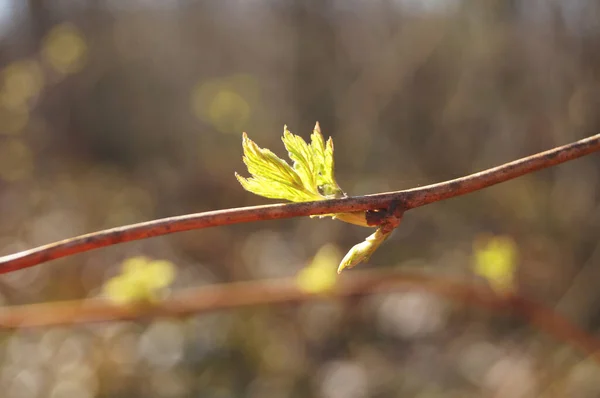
left=0, top=0, right=600, bottom=397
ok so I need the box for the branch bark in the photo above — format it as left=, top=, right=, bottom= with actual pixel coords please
left=0, top=133, right=598, bottom=273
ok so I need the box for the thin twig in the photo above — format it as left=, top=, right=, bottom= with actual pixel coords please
left=0, top=270, right=598, bottom=362
left=0, top=133, right=598, bottom=274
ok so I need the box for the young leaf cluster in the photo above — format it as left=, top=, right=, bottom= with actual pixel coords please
left=236, top=123, right=403, bottom=273
left=235, top=123, right=345, bottom=202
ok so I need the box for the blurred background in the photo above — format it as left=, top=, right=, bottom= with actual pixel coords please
left=0, top=0, right=600, bottom=397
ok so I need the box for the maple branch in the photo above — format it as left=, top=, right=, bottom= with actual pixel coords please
left=0, top=133, right=598, bottom=274
left=1, top=270, right=598, bottom=362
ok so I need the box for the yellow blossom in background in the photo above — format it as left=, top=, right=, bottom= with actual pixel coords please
left=296, top=244, right=341, bottom=294
left=103, top=256, right=176, bottom=305
left=190, top=74, right=258, bottom=133
left=472, top=235, right=518, bottom=294
left=0, top=60, right=43, bottom=110
left=208, top=90, right=250, bottom=130
left=42, top=24, right=87, bottom=75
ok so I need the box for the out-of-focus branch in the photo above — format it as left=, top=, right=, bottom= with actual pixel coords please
left=1, top=270, right=598, bottom=362
left=0, top=133, right=599, bottom=274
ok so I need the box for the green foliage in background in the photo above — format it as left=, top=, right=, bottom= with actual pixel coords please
left=472, top=235, right=518, bottom=294
left=103, top=256, right=176, bottom=304
left=296, top=243, right=341, bottom=294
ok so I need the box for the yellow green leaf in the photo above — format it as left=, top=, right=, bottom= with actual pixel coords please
left=236, top=130, right=322, bottom=202
left=235, top=124, right=346, bottom=204
left=282, top=125, right=319, bottom=195
left=310, top=122, right=342, bottom=197
left=236, top=173, right=317, bottom=202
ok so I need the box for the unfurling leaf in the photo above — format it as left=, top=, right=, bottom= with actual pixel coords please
left=235, top=131, right=321, bottom=202
left=310, top=123, right=344, bottom=197
left=236, top=123, right=345, bottom=203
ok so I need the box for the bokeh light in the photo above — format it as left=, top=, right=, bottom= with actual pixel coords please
left=296, top=243, right=341, bottom=294
left=377, top=291, right=448, bottom=339
left=138, top=320, right=185, bottom=368
left=191, top=74, right=259, bottom=134
left=319, top=361, right=368, bottom=398
left=0, top=139, right=33, bottom=182
left=103, top=257, right=176, bottom=304
left=0, top=105, right=28, bottom=135
left=42, top=24, right=87, bottom=75
left=0, top=60, right=43, bottom=110
left=472, top=234, right=518, bottom=294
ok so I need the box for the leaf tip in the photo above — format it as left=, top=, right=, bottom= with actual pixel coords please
left=282, top=125, right=294, bottom=142
left=235, top=172, right=250, bottom=188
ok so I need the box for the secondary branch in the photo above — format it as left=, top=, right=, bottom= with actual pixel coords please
left=0, top=270, right=598, bottom=363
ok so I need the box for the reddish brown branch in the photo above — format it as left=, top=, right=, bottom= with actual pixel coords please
left=0, top=133, right=599, bottom=274
left=1, top=270, right=598, bottom=362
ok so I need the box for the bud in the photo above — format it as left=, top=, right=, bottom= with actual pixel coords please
left=337, top=228, right=391, bottom=273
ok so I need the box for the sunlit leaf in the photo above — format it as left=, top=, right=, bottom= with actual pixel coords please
left=310, top=122, right=343, bottom=197
left=282, top=125, right=318, bottom=195
left=235, top=131, right=322, bottom=202
left=235, top=124, right=345, bottom=203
